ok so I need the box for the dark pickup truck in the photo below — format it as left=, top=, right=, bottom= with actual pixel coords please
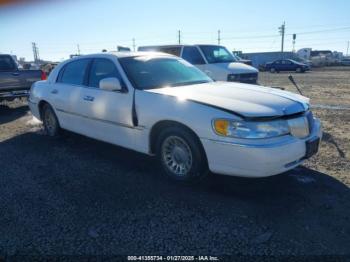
left=0, top=54, right=46, bottom=102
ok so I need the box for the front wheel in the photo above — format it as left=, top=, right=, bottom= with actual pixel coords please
left=270, top=68, right=276, bottom=73
left=156, top=126, right=208, bottom=182
left=41, top=103, right=61, bottom=137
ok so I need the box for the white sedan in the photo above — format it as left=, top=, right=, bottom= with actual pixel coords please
left=29, top=52, right=322, bottom=182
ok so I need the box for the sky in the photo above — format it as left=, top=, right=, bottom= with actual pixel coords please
left=0, top=0, right=349, bottom=61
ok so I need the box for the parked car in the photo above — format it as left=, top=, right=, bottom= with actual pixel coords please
left=138, top=45, right=259, bottom=84
left=29, top=52, right=322, bottom=182
left=265, top=59, right=310, bottom=73
left=0, top=54, right=46, bottom=101
left=292, top=57, right=313, bottom=68
left=341, top=58, right=350, bottom=66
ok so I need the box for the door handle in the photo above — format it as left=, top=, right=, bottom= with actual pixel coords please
left=11, top=72, right=20, bottom=76
left=51, top=89, right=58, bottom=94
left=83, top=95, right=94, bottom=102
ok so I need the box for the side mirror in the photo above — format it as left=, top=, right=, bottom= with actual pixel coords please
left=99, top=77, right=122, bottom=91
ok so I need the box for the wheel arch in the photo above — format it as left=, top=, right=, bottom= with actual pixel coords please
left=38, top=100, right=50, bottom=120
left=38, top=100, right=59, bottom=125
left=149, top=120, right=208, bottom=163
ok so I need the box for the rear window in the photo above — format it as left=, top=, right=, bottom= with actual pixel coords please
left=58, top=59, right=90, bottom=85
left=0, top=56, right=16, bottom=71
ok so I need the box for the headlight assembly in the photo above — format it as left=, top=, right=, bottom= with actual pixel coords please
left=213, top=119, right=290, bottom=139
left=227, top=74, right=239, bottom=82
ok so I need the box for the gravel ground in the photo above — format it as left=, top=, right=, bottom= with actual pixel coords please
left=0, top=68, right=350, bottom=259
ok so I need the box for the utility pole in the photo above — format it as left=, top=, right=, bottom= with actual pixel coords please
left=32, top=42, right=39, bottom=62
left=278, top=22, right=285, bottom=54
left=178, top=30, right=181, bottom=45
left=132, top=38, right=136, bottom=52
left=292, top=34, right=296, bottom=53
left=77, top=44, right=80, bottom=55
left=218, top=30, right=221, bottom=45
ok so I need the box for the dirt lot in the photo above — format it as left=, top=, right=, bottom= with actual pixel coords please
left=0, top=67, right=349, bottom=258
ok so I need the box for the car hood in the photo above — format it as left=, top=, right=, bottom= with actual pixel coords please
left=146, top=82, right=309, bottom=118
left=212, top=62, right=258, bottom=74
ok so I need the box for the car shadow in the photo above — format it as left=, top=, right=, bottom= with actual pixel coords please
left=0, top=104, right=29, bottom=125
left=0, top=131, right=349, bottom=255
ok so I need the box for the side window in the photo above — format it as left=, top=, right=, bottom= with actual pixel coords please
left=182, top=47, right=206, bottom=65
left=88, top=59, right=124, bottom=88
left=274, top=60, right=280, bottom=64
left=159, top=47, right=181, bottom=57
left=58, top=59, right=90, bottom=85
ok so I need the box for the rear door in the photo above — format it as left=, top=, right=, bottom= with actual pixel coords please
left=0, top=55, right=22, bottom=91
left=51, top=58, right=91, bottom=128
left=75, top=58, right=135, bottom=148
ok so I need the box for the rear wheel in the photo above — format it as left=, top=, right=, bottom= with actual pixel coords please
left=41, top=103, right=61, bottom=137
left=296, top=67, right=303, bottom=73
left=156, top=126, right=208, bottom=182
left=270, top=68, right=276, bottom=73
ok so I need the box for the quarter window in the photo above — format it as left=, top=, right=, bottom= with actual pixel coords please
left=88, top=59, right=123, bottom=88
left=182, top=47, right=206, bottom=65
left=58, top=59, right=90, bottom=85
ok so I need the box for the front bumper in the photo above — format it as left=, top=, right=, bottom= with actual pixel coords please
left=201, top=118, right=322, bottom=178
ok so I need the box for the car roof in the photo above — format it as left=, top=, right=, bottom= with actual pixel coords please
left=68, top=51, right=175, bottom=60
left=138, top=44, right=225, bottom=49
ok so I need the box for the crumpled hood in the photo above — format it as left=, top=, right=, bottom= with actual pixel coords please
left=146, top=82, right=309, bottom=118
left=213, top=62, right=258, bottom=74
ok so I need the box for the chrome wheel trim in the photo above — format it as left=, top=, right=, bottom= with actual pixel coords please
left=44, top=108, right=56, bottom=135
left=161, top=136, right=193, bottom=176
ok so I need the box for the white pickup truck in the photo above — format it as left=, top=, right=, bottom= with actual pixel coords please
left=138, top=45, right=259, bottom=84
left=29, top=52, right=321, bottom=183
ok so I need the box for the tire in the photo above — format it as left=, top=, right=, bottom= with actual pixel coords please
left=270, top=68, right=276, bottom=73
left=296, top=67, right=302, bottom=73
left=41, top=103, right=61, bottom=137
left=155, top=126, right=208, bottom=182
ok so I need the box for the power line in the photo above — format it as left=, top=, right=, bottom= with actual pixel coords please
left=286, top=26, right=350, bottom=36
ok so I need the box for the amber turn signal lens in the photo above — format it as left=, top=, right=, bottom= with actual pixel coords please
left=213, top=119, right=229, bottom=136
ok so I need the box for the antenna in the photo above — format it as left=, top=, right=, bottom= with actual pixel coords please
left=288, top=75, right=303, bottom=95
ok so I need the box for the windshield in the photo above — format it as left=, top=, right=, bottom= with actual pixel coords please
left=199, top=45, right=237, bottom=64
left=119, top=56, right=213, bottom=90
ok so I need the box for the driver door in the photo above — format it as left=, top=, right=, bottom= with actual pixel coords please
left=75, top=58, right=135, bottom=149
